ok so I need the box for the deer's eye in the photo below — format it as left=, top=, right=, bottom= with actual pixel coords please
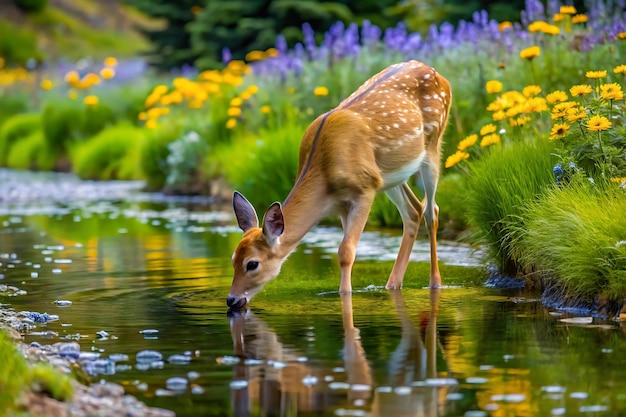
left=246, top=261, right=259, bottom=272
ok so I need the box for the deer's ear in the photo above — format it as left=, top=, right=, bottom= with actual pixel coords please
left=262, top=202, right=284, bottom=247
left=233, top=191, right=259, bottom=232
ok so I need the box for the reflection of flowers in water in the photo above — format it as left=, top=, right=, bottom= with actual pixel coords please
left=299, top=226, right=483, bottom=267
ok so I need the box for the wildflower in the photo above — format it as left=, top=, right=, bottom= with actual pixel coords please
left=64, top=71, right=80, bottom=84
left=614, top=65, right=626, bottom=74
left=245, top=50, right=266, bottom=62
left=549, top=123, right=570, bottom=139
left=146, top=119, right=157, bottom=129
left=566, top=106, right=586, bottom=122
left=522, top=85, right=542, bottom=97
left=524, top=97, right=548, bottom=113
left=40, top=79, right=53, bottom=90
left=480, top=133, right=500, bottom=147
left=586, top=115, right=611, bottom=131
left=540, top=24, right=560, bottom=35
left=615, top=32, right=626, bottom=40
left=560, top=5, right=576, bottom=14
left=240, top=90, right=252, bottom=100
left=546, top=90, right=568, bottom=104
left=444, top=151, right=470, bottom=168
left=227, top=107, right=242, bottom=117
left=247, top=85, right=259, bottom=94
left=81, top=73, right=101, bottom=88
left=260, top=105, right=271, bottom=114
left=480, top=123, right=497, bottom=136
left=230, top=97, right=243, bottom=107
left=68, top=89, right=77, bottom=100
left=551, top=102, right=576, bottom=119
left=486, top=80, right=503, bottom=94
left=84, top=95, right=99, bottom=106
left=600, top=83, right=624, bottom=101
left=457, top=134, right=477, bottom=151
left=104, top=57, right=118, bottom=67
left=226, top=118, right=237, bottom=129
left=314, top=86, right=329, bottom=96
left=572, top=14, right=588, bottom=24
left=520, top=46, right=541, bottom=60
left=265, top=48, right=278, bottom=57
left=512, top=115, right=531, bottom=126
left=553, top=13, right=564, bottom=22
left=493, top=110, right=506, bottom=121
left=585, top=70, right=607, bottom=79
left=100, top=67, right=115, bottom=80
left=499, top=21, right=513, bottom=31
left=138, top=112, right=147, bottom=121
left=553, top=163, right=564, bottom=181
left=528, top=21, right=547, bottom=32
left=570, top=84, right=592, bottom=96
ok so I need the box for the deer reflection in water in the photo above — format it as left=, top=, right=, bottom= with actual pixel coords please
left=227, top=289, right=448, bottom=417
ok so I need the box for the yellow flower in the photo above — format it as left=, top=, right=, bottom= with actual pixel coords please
left=540, top=24, right=560, bottom=35
left=616, top=32, right=626, bottom=40
left=265, top=47, right=278, bottom=57
left=247, top=85, right=259, bottom=94
left=600, top=83, right=624, bottom=101
left=570, top=84, right=592, bottom=96
left=566, top=106, right=586, bottom=122
left=499, top=21, right=513, bottom=31
left=492, top=110, right=506, bottom=121
left=314, top=86, right=329, bottom=96
left=138, top=112, right=147, bottom=121
left=240, top=90, right=252, bottom=100
left=457, top=134, right=478, bottom=151
left=480, top=123, right=497, bottom=136
left=486, top=80, right=503, bottom=94
left=67, top=89, right=77, bottom=100
left=64, top=71, right=80, bottom=84
left=40, top=79, right=53, bottom=90
left=572, top=14, right=588, bottom=24
left=227, top=107, right=242, bottom=117
left=549, top=123, right=570, bottom=140
left=260, top=105, right=271, bottom=114
left=560, top=5, right=576, bottom=14
left=551, top=101, right=576, bottom=118
left=100, top=67, right=115, bottom=80
left=245, top=50, right=266, bottom=62
left=513, top=115, right=531, bottom=126
left=553, top=13, right=564, bottom=22
left=524, top=97, right=548, bottom=113
left=585, top=70, right=607, bottom=79
left=226, top=118, right=237, bottom=129
left=230, top=97, right=243, bottom=107
left=614, top=64, right=626, bottom=74
left=444, top=151, right=470, bottom=168
left=104, top=57, right=118, bottom=67
left=528, top=21, right=547, bottom=32
left=84, top=95, right=99, bottom=106
left=586, top=115, right=611, bottom=131
left=146, top=119, right=157, bottom=129
left=522, top=85, right=542, bottom=97
left=520, top=46, right=541, bottom=60
left=480, top=133, right=500, bottom=147
left=546, top=90, right=568, bottom=104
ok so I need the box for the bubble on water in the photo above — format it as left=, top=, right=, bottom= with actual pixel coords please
left=44, top=257, right=52, bottom=262
left=466, top=377, right=489, bottom=384
left=166, top=377, right=188, bottom=391
left=601, top=348, right=613, bottom=353
left=329, top=382, right=350, bottom=390
left=230, top=380, right=248, bottom=389
left=394, top=386, right=411, bottom=395
left=79, top=352, right=101, bottom=361
left=136, top=382, right=148, bottom=391
left=33, top=264, right=40, bottom=269
left=155, top=388, right=176, bottom=397
left=503, top=354, right=514, bottom=361
left=570, top=392, right=589, bottom=399
left=324, top=375, right=334, bottom=382
left=187, top=371, right=200, bottom=380
left=41, top=250, right=54, bottom=255
left=333, top=367, right=345, bottom=373
left=504, top=394, right=526, bottom=402
left=484, top=403, right=498, bottom=411
left=109, top=353, right=129, bottom=362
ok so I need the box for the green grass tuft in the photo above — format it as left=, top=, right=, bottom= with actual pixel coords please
left=6, top=129, right=56, bottom=170
left=0, top=112, right=41, bottom=166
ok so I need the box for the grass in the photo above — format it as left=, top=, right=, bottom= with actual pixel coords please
left=6, top=129, right=56, bottom=170
left=0, top=112, right=41, bottom=166
left=515, top=179, right=626, bottom=303
left=464, top=139, right=557, bottom=276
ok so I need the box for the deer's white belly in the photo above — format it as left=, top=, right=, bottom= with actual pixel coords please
left=380, top=151, right=426, bottom=190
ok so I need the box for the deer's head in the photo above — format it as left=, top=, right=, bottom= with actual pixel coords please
left=227, top=192, right=285, bottom=309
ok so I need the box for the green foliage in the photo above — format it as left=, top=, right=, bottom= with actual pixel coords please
left=28, top=363, right=73, bottom=401
left=15, top=0, right=48, bottom=13
left=464, top=139, right=557, bottom=276
left=0, top=112, right=41, bottom=165
left=0, top=330, right=29, bottom=410
left=516, top=179, right=626, bottom=302
left=0, top=20, right=42, bottom=66
left=213, top=119, right=305, bottom=210
left=72, top=123, right=146, bottom=180
left=165, top=130, right=208, bottom=191
left=139, top=123, right=182, bottom=190
left=40, top=99, right=85, bottom=153
left=0, top=91, right=30, bottom=128
left=6, top=129, right=55, bottom=170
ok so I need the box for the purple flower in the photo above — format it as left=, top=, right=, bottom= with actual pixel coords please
left=222, top=47, right=232, bottom=65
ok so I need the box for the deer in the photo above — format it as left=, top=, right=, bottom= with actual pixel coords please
left=228, top=60, right=451, bottom=309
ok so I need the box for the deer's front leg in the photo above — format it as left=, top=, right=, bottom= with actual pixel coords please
left=338, top=194, right=375, bottom=293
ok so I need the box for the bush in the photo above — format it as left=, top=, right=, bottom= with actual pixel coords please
left=15, top=0, right=48, bottom=13
left=517, top=179, right=626, bottom=303
left=0, top=112, right=41, bottom=165
left=0, top=91, right=30, bottom=128
left=0, top=20, right=42, bottom=66
left=6, top=129, right=55, bottom=170
left=464, top=139, right=557, bottom=276
left=41, top=100, right=85, bottom=153
left=72, top=123, right=146, bottom=180
left=139, top=123, right=183, bottom=191
left=212, top=119, right=305, bottom=210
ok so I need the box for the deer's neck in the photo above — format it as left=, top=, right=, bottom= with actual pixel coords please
left=278, top=175, right=329, bottom=258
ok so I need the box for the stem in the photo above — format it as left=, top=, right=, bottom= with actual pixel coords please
left=597, top=131, right=606, bottom=163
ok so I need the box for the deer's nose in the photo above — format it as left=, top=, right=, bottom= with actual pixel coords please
left=226, top=295, right=247, bottom=309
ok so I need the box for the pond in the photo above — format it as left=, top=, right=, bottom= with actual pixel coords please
left=1, top=169, right=626, bottom=417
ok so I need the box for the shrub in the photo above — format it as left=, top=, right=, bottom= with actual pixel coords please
left=165, top=130, right=208, bottom=192
left=15, top=0, right=48, bottom=13
left=72, top=123, right=146, bottom=180
left=139, top=123, right=183, bottom=191
left=516, top=179, right=626, bottom=303
left=0, top=91, right=30, bottom=128
left=41, top=100, right=85, bottom=153
left=0, top=20, right=41, bottom=65
left=0, top=112, right=41, bottom=165
left=6, top=129, right=55, bottom=170
left=464, top=139, right=557, bottom=276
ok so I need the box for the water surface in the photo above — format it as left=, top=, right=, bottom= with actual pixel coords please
left=1, top=169, right=625, bottom=417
